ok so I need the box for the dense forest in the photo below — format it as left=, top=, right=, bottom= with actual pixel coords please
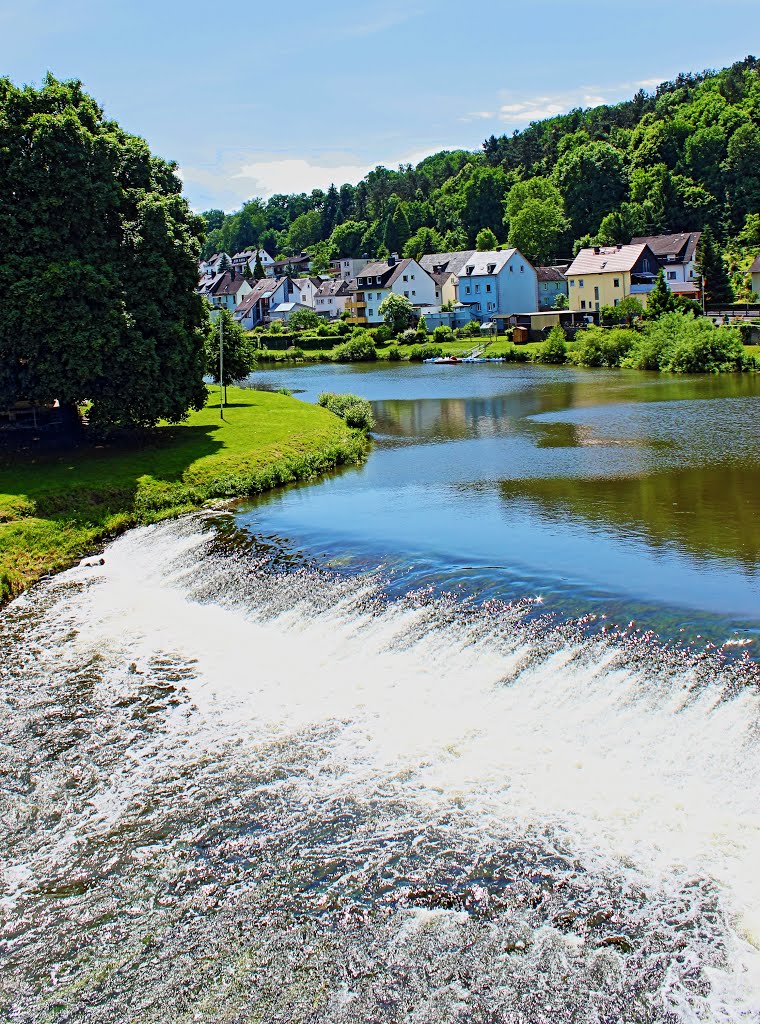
left=201, top=56, right=760, bottom=296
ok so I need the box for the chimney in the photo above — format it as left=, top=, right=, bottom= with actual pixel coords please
left=593, top=246, right=600, bottom=255
left=617, top=243, right=623, bottom=250
left=387, top=253, right=396, bottom=267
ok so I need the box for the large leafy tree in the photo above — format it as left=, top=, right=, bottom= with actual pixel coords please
left=0, top=75, right=208, bottom=429
left=553, top=141, right=627, bottom=239
left=378, top=293, right=415, bottom=335
left=505, top=178, right=569, bottom=264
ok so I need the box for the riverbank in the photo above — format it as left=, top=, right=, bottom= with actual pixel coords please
left=0, top=386, right=368, bottom=606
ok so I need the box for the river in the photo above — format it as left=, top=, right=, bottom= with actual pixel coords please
left=2, top=363, right=760, bottom=1022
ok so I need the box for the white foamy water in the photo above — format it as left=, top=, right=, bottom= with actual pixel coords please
left=2, top=516, right=760, bottom=1023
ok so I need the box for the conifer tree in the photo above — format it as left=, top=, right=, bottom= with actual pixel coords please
left=646, top=269, right=676, bottom=318
left=695, top=225, right=732, bottom=305
left=253, top=251, right=266, bottom=280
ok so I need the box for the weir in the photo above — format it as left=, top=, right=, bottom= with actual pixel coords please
left=2, top=517, right=759, bottom=1022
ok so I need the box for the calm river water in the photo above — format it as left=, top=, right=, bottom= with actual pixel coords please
left=2, top=363, right=760, bottom=1023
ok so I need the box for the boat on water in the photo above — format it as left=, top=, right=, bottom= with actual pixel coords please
left=423, top=340, right=505, bottom=364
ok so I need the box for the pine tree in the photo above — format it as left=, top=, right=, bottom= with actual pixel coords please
left=695, top=225, right=732, bottom=305
left=646, top=269, right=676, bottom=318
left=253, top=251, right=266, bottom=280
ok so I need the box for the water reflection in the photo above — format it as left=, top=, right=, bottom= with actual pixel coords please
left=241, top=363, right=760, bottom=642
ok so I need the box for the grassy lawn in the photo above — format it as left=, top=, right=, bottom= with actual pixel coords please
left=0, top=386, right=367, bottom=605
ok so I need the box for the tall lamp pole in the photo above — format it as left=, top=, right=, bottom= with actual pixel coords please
left=219, top=305, right=225, bottom=419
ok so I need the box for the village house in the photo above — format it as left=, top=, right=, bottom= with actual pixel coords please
left=198, top=270, right=252, bottom=315
left=455, top=249, right=539, bottom=318
left=565, top=243, right=659, bottom=311
left=233, top=277, right=289, bottom=330
left=232, top=248, right=275, bottom=278
left=751, top=253, right=760, bottom=298
left=536, top=267, right=569, bottom=310
left=346, top=256, right=437, bottom=325
left=315, top=278, right=351, bottom=319
left=290, top=277, right=322, bottom=309
left=631, top=231, right=702, bottom=299
left=330, top=257, right=372, bottom=281
left=199, top=252, right=230, bottom=277
left=419, top=251, right=476, bottom=307
left=268, top=253, right=312, bottom=278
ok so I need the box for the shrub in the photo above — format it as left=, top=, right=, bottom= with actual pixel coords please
left=318, top=392, right=375, bottom=432
left=332, top=335, right=377, bottom=362
left=398, top=328, right=418, bottom=345
left=409, top=344, right=443, bottom=361
left=455, top=320, right=481, bottom=338
left=533, top=326, right=567, bottom=364
left=288, top=308, right=322, bottom=331
left=335, top=320, right=351, bottom=336
left=621, top=312, right=748, bottom=373
left=433, top=325, right=455, bottom=344
left=268, top=319, right=283, bottom=334
left=371, top=324, right=392, bottom=344
left=572, top=326, right=634, bottom=367
left=386, top=346, right=401, bottom=361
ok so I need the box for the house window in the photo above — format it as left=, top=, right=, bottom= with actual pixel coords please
left=475, top=284, right=481, bottom=293
left=594, top=286, right=599, bottom=300
left=404, top=291, right=409, bottom=297
left=403, top=275, right=408, bottom=281
left=412, top=290, right=416, bottom=296
left=465, top=285, right=471, bottom=294
left=411, top=274, right=415, bottom=280
left=614, top=298, right=620, bottom=307
left=581, top=300, right=586, bottom=309
left=486, top=284, right=492, bottom=292
left=667, top=271, right=676, bottom=280
left=569, top=280, right=575, bottom=287
left=368, top=309, right=374, bottom=316
left=579, top=279, right=584, bottom=288
left=509, top=265, right=514, bottom=273
left=613, top=278, right=620, bottom=288
left=488, top=302, right=495, bottom=310
left=520, top=265, right=524, bottom=272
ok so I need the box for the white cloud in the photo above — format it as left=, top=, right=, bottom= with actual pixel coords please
left=468, top=76, right=668, bottom=129
left=180, top=146, right=442, bottom=211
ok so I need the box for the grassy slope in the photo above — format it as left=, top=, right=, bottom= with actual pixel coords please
left=0, top=386, right=367, bottom=604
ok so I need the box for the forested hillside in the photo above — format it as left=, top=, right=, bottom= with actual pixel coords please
left=202, top=56, right=760, bottom=295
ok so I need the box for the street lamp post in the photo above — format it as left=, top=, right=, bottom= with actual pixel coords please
left=219, top=304, right=225, bottom=419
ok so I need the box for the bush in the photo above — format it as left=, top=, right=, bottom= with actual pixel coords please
left=386, top=346, right=401, bottom=361
left=621, top=312, right=749, bottom=373
left=288, top=308, right=322, bottom=331
left=371, top=324, right=392, bottom=344
left=533, top=326, right=567, bottom=364
left=268, top=319, right=283, bottom=334
left=455, top=320, right=481, bottom=338
left=433, top=325, right=455, bottom=344
left=398, top=328, right=418, bottom=345
left=409, top=344, right=443, bottom=361
left=318, top=392, right=375, bottom=432
left=572, top=326, right=634, bottom=367
left=332, top=335, right=377, bottom=362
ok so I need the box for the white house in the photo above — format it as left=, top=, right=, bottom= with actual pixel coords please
left=631, top=232, right=702, bottom=299
left=234, top=277, right=289, bottom=330
left=346, top=256, right=437, bottom=325
left=232, top=248, right=276, bottom=277
left=290, top=277, right=322, bottom=309
left=269, top=301, right=312, bottom=323
left=199, top=252, right=230, bottom=277
left=198, top=270, right=252, bottom=315
left=268, top=253, right=312, bottom=278
left=315, top=278, right=351, bottom=319
left=330, top=257, right=372, bottom=281
left=419, top=251, right=475, bottom=307
left=455, top=249, right=538, bottom=317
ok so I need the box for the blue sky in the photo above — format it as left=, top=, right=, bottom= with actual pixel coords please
left=0, top=0, right=753, bottom=211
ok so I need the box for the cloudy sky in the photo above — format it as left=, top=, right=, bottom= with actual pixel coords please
left=0, top=0, right=752, bottom=211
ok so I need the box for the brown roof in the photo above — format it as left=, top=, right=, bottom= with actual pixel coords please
left=566, top=244, right=653, bottom=276
left=208, top=270, right=248, bottom=296
left=235, top=277, right=287, bottom=313
left=536, top=266, right=567, bottom=283
left=631, top=232, right=701, bottom=264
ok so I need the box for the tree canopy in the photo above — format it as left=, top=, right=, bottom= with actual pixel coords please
left=0, top=75, right=208, bottom=429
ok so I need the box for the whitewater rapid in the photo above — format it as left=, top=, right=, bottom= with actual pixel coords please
left=2, top=516, right=759, bottom=1022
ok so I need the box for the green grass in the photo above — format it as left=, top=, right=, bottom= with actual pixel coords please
left=0, top=386, right=368, bottom=605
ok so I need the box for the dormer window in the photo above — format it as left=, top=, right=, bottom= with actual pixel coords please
left=487, top=264, right=495, bottom=274
left=465, top=266, right=474, bottom=275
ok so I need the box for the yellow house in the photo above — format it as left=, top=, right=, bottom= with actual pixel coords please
left=565, top=243, right=659, bottom=312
